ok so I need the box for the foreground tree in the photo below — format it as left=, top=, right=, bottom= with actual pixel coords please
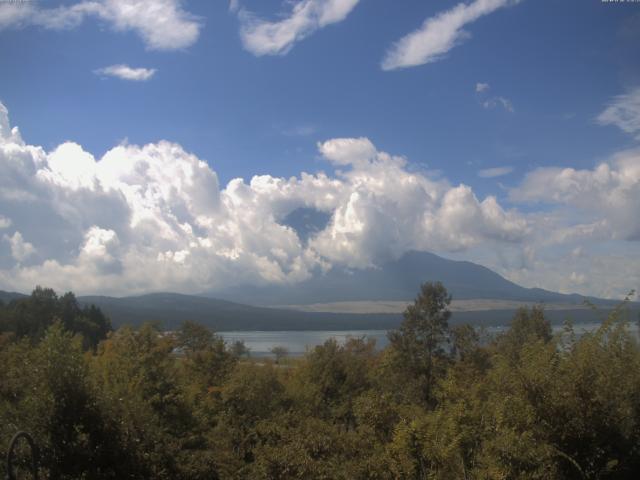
left=290, top=337, right=377, bottom=428
left=177, top=320, right=238, bottom=391
left=496, top=305, right=552, bottom=359
left=3, top=285, right=640, bottom=479
left=387, top=281, right=452, bottom=405
left=0, top=287, right=111, bottom=349
left=0, top=323, right=121, bottom=480
left=91, top=323, right=199, bottom=479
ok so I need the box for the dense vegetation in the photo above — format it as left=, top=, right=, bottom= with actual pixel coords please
left=1, top=284, right=639, bottom=479
left=0, top=286, right=111, bottom=349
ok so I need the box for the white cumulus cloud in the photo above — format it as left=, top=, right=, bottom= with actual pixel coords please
left=511, top=150, right=640, bottom=242
left=0, top=0, right=201, bottom=50
left=382, top=0, right=521, bottom=70
left=4, top=232, right=36, bottom=262
left=238, top=0, right=360, bottom=56
left=1, top=101, right=637, bottom=298
left=0, top=102, right=533, bottom=295
left=94, top=64, right=157, bottom=81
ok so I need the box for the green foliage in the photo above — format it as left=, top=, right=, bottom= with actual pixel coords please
left=291, top=337, right=376, bottom=426
left=2, top=285, right=640, bottom=479
left=90, top=323, right=198, bottom=479
left=270, top=345, right=289, bottom=364
left=249, top=414, right=389, bottom=480
left=0, top=286, right=111, bottom=349
left=0, top=323, right=121, bottom=479
left=496, top=305, right=553, bottom=358
left=177, top=320, right=239, bottom=403
left=387, top=281, right=452, bottom=405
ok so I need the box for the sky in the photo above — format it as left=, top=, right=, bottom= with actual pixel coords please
left=0, top=0, right=639, bottom=299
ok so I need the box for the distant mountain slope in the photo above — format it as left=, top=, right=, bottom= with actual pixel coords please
left=76, top=293, right=626, bottom=331
left=1, top=251, right=628, bottom=331
left=0, top=290, right=27, bottom=304
left=76, top=293, right=633, bottom=331
left=77, top=293, right=402, bottom=331
left=210, top=251, right=610, bottom=306
left=0, top=290, right=628, bottom=332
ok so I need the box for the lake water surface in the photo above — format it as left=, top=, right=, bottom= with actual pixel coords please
left=219, top=322, right=638, bottom=357
left=219, top=330, right=390, bottom=356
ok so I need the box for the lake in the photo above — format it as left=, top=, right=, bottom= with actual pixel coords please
left=219, top=330, right=390, bottom=357
left=219, top=322, right=638, bottom=357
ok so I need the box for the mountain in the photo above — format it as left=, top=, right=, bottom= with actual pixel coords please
left=0, top=290, right=27, bottom=304
left=65, top=293, right=630, bottom=331
left=77, top=293, right=401, bottom=331
left=1, top=251, right=629, bottom=331
left=210, top=251, right=611, bottom=306
left=74, top=293, right=627, bottom=331
left=0, top=288, right=628, bottom=331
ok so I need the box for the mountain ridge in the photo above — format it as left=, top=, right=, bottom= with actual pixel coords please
left=209, top=251, right=611, bottom=306
left=1, top=251, right=630, bottom=331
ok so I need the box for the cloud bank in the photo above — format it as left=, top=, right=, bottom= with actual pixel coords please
left=0, top=102, right=530, bottom=295
left=511, top=150, right=640, bottom=242
left=0, top=0, right=201, bottom=50
left=238, top=0, right=360, bottom=56
left=382, top=0, right=521, bottom=70
left=0, top=102, right=638, bottom=298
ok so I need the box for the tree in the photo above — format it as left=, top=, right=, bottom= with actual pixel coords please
left=496, top=305, right=552, bottom=359
left=91, top=323, right=196, bottom=479
left=212, top=363, right=287, bottom=475
left=0, top=287, right=111, bottom=349
left=230, top=340, right=250, bottom=358
left=388, top=281, right=451, bottom=405
left=176, top=320, right=237, bottom=389
left=0, top=322, right=121, bottom=480
left=270, top=345, right=288, bottom=364
left=12, top=286, right=58, bottom=341
left=177, top=320, right=215, bottom=353
left=290, top=337, right=376, bottom=428
left=58, top=292, right=112, bottom=350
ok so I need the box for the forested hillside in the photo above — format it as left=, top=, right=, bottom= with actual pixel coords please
left=1, top=284, right=639, bottom=479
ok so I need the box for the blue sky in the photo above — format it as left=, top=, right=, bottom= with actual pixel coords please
left=0, top=0, right=639, bottom=299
